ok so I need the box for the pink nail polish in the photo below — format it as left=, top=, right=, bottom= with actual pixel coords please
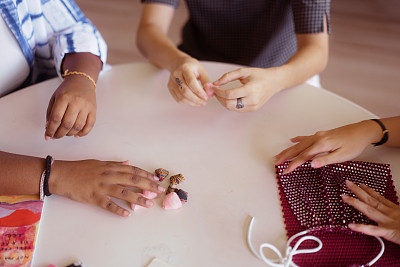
left=45, top=135, right=50, bottom=141
left=123, top=210, right=131, bottom=217
left=146, top=200, right=153, bottom=207
left=143, top=190, right=158, bottom=199
left=158, top=186, right=166, bottom=192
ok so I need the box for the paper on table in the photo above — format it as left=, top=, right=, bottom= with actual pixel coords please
left=0, top=195, right=43, bottom=267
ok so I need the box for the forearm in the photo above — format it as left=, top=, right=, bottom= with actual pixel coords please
left=0, top=151, right=44, bottom=195
left=137, top=24, right=191, bottom=72
left=62, top=52, right=103, bottom=82
left=275, top=35, right=328, bottom=93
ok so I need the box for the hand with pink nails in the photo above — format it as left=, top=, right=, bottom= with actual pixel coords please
left=49, top=159, right=166, bottom=217
left=275, top=117, right=400, bottom=174
left=342, top=180, right=400, bottom=245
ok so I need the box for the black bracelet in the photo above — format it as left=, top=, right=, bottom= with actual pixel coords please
left=370, top=119, right=389, bottom=146
left=43, top=155, right=54, bottom=197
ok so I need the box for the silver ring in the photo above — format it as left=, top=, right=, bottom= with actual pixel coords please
left=376, top=201, right=382, bottom=209
left=236, top=98, right=244, bottom=109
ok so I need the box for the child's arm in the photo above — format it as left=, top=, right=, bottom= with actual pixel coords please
left=45, top=52, right=102, bottom=139
left=0, top=151, right=165, bottom=217
left=40, top=0, right=107, bottom=139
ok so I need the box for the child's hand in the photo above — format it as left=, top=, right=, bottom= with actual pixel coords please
left=45, top=74, right=97, bottom=139
left=342, top=180, right=400, bottom=245
left=50, top=160, right=166, bottom=217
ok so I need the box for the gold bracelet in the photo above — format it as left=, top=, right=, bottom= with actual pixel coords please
left=62, top=69, right=97, bottom=92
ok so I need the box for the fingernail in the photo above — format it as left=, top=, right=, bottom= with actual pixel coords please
left=341, top=194, right=350, bottom=201
left=146, top=200, right=154, bottom=207
left=45, top=135, right=50, bottom=141
left=311, top=160, right=319, bottom=168
left=74, top=135, right=79, bottom=138
left=153, top=175, right=160, bottom=181
left=123, top=210, right=131, bottom=217
left=346, top=180, right=354, bottom=186
left=143, top=190, right=158, bottom=199
left=158, top=186, right=166, bottom=192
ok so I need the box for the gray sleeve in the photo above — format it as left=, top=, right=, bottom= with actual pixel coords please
left=141, top=0, right=179, bottom=9
left=292, top=0, right=331, bottom=34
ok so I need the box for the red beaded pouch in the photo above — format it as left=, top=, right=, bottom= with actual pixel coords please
left=275, top=161, right=400, bottom=266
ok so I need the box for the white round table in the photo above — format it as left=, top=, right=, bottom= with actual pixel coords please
left=0, top=62, right=398, bottom=267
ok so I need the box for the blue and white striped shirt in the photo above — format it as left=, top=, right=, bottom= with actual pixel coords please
left=0, top=0, right=107, bottom=86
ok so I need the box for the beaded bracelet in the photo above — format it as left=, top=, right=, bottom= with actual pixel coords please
left=39, top=155, right=54, bottom=200
left=370, top=119, right=389, bottom=146
left=62, top=69, right=97, bottom=92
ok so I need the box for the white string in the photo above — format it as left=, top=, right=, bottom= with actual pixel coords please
left=368, top=235, right=385, bottom=266
left=246, top=216, right=386, bottom=266
left=247, top=216, right=322, bottom=267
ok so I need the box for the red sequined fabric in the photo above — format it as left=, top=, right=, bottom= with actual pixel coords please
left=275, top=161, right=400, bottom=266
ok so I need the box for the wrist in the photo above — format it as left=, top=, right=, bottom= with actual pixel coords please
left=358, top=120, right=383, bottom=144
left=267, top=66, right=286, bottom=93
left=49, top=160, right=63, bottom=196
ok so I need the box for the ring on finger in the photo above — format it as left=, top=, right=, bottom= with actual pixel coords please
left=236, top=97, right=244, bottom=109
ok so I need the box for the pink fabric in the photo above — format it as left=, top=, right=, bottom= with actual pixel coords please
left=275, top=161, right=400, bottom=266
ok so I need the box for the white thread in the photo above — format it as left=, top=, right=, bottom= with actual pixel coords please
left=246, top=216, right=385, bottom=266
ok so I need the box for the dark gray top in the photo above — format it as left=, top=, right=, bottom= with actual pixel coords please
left=142, top=0, right=331, bottom=68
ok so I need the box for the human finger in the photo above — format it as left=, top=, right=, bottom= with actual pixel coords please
left=281, top=145, right=326, bottom=174
left=75, top=113, right=96, bottom=137
left=274, top=137, right=315, bottom=165
left=359, top=184, right=398, bottom=209
left=213, top=68, right=246, bottom=87
left=46, top=98, right=69, bottom=139
left=348, top=223, right=391, bottom=239
left=53, top=104, right=80, bottom=139
left=115, top=166, right=165, bottom=193
left=341, top=194, right=391, bottom=224
left=66, top=111, right=87, bottom=136
left=290, top=136, right=308, bottom=143
left=107, top=185, right=154, bottom=208
left=46, top=95, right=55, bottom=124
left=345, top=181, right=392, bottom=215
left=197, top=68, right=212, bottom=95
left=213, top=85, right=247, bottom=100
left=96, top=194, right=131, bottom=217
left=182, top=70, right=208, bottom=101
left=309, top=148, right=353, bottom=169
left=169, top=76, right=205, bottom=106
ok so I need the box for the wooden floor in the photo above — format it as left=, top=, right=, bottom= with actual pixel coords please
left=76, top=0, right=400, bottom=117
